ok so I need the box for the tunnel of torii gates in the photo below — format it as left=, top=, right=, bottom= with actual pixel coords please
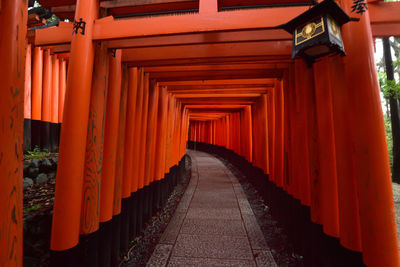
left=1, top=0, right=400, bottom=266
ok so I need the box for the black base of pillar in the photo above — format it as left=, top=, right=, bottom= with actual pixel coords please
left=136, top=188, right=144, bottom=234
left=40, top=121, right=51, bottom=152
left=120, top=197, right=130, bottom=253
left=78, top=230, right=99, bottom=267
left=31, top=119, right=42, bottom=149
left=50, top=123, right=61, bottom=152
left=50, top=244, right=80, bottom=267
left=129, top=193, right=138, bottom=240
left=155, top=180, right=162, bottom=210
left=98, top=220, right=113, bottom=267
left=142, top=185, right=151, bottom=224
left=111, top=214, right=121, bottom=267
left=24, top=118, right=32, bottom=152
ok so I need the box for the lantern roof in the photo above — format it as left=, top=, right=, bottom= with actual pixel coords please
left=278, top=0, right=355, bottom=33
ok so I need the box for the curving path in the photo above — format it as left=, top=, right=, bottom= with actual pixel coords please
left=147, top=150, right=277, bottom=266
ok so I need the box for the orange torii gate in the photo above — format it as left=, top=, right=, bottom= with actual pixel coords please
left=1, top=0, right=400, bottom=266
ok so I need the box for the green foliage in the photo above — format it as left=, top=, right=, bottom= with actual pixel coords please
left=379, top=72, right=400, bottom=98
left=24, top=204, right=41, bottom=213
left=385, top=116, right=394, bottom=171
left=46, top=14, right=59, bottom=24
left=24, top=146, right=50, bottom=159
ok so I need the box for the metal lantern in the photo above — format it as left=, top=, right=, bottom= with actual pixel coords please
left=278, top=0, right=357, bottom=65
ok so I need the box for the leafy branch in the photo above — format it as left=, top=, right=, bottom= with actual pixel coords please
left=24, top=146, right=50, bottom=159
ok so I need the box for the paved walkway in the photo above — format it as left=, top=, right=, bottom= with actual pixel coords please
left=147, top=150, right=277, bottom=266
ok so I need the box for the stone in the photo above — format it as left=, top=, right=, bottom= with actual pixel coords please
left=51, top=157, right=58, bottom=165
left=48, top=172, right=56, bottom=180
left=30, top=158, right=40, bottom=168
left=23, top=178, right=34, bottom=189
left=39, top=158, right=52, bottom=172
left=36, top=173, right=48, bottom=184
left=27, top=167, right=39, bottom=178
left=23, top=161, right=31, bottom=175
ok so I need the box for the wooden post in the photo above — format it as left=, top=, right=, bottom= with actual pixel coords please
left=79, top=42, right=109, bottom=267
left=24, top=44, right=32, bottom=152
left=115, top=63, right=128, bottom=255
left=41, top=48, right=52, bottom=151
left=32, top=46, right=43, bottom=122
left=131, top=69, right=145, bottom=194
left=0, top=0, right=27, bottom=265
left=293, top=60, right=311, bottom=207
left=31, top=46, right=43, bottom=149
left=98, top=50, right=122, bottom=267
left=118, top=67, right=139, bottom=251
left=58, top=59, right=67, bottom=123
left=341, top=1, right=400, bottom=265
left=313, top=58, right=340, bottom=238
left=122, top=68, right=139, bottom=201
left=268, top=89, right=276, bottom=179
left=329, top=55, right=362, bottom=254
left=51, top=55, right=60, bottom=152
left=51, top=0, right=99, bottom=265
left=274, top=79, right=284, bottom=187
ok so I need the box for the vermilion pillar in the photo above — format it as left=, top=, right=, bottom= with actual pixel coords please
left=24, top=44, right=32, bottom=151
left=313, top=59, right=339, bottom=238
left=42, top=49, right=52, bottom=123
left=51, top=55, right=60, bottom=124
left=267, top=89, right=276, bottom=179
left=40, top=49, right=52, bottom=151
left=120, top=67, right=138, bottom=248
left=122, top=68, right=139, bottom=200
left=58, top=59, right=67, bottom=123
left=155, top=86, right=169, bottom=182
left=79, top=42, right=109, bottom=267
left=31, top=46, right=44, bottom=149
left=144, top=81, right=159, bottom=187
left=341, top=1, right=400, bottom=265
left=51, top=55, right=60, bottom=151
left=329, top=55, right=362, bottom=253
left=293, top=60, right=311, bottom=206
left=260, top=94, right=269, bottom=174
left=24, top=44, right=32, bottom=121
left=32, top=47, right=43, bottom=121
left=284, top=70, right=294, bottom=194
left=0, top=0, right=27, bottom=265
left=115, top=64, right=128, bottom=255
left=138, top=74, right=150, bottom=190
left=306, top=68, right=321, bottom=225
left=100, top=51, right=122, bottom=225
left=51, top=0, right=99, bottom=264
left=149, top=85, right=160, bottom=184
left=131, top=70, right=145, bottom=194
left=98, top=50, right=122, bottom=267
left=274, top=79, right=284, bottom=187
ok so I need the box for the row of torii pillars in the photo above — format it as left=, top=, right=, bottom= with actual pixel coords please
left=1, top=0, right=400, bottom=266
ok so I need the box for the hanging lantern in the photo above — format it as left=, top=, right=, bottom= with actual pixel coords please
left=278, top=0, right=358, bottom=65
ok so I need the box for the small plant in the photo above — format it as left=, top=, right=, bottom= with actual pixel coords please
left=24, top=146, right=50, bottom=159
left=24, top=204, right=41, bottom=213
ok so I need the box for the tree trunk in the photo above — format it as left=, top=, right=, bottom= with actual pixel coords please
left=383, top=38, right=400, bottom=183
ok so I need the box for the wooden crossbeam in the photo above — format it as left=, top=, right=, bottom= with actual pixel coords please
left=122, top=41, right=291, bottom=62
left=33, top=1, right=400, bottom=46
left=159, top=78, right=276, bottom=86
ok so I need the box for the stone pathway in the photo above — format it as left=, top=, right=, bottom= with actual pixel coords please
left=147, top=150, right=277, bottom=266
left=392, top=182, right=400, bottom=249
